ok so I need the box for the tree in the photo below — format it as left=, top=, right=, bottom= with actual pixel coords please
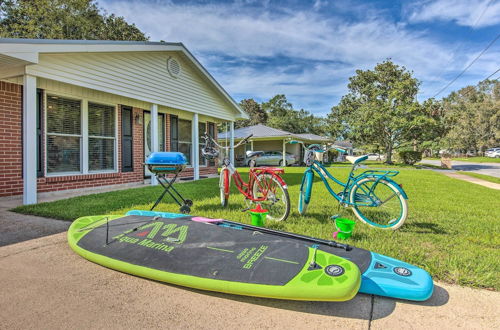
left=0, top=0, right=148, bottom=41
left=235, top=98, right=268, bottom=128
left=262, top=94, right=327, bottom=134
left=329, top=60, right=425, bottom=163
left=440, top=80, right=500, bottom=153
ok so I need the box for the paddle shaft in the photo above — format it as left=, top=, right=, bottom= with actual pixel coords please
left=219, top=219, right=352, bottom=251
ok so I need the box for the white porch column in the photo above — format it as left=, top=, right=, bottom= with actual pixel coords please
left=150, top=104, right=159, bottom=186
left=192, top=113, right=199, bottom=180
left=23, top=74, right=37, bottom=204
left=282, top=139, right=286, bottom=167
left=229, top=121, right=235, bottom=165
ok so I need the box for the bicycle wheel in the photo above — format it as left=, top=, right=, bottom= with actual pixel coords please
left=252, top=173, right=290, bottom=221
left=298, top=170, right=313, bottom=215
left=220, top=168, right=230, bottom=207
left=350, top=177, right=408, bottom=230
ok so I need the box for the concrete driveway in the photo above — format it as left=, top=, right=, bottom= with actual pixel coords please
left=419, top=159, right=500, bottom=178
left=0, top=233, right=499, bottom=329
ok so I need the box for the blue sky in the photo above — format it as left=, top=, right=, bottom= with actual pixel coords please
left=100, top=0, right=500, bottom=116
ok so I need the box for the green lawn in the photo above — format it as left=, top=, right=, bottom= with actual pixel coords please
left=459, top=172, right=500, bottom=184
left=424, top=157, right=500, bottom=163
left=13, top=167, right=500, bottom=290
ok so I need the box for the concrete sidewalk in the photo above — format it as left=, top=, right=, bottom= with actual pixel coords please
left=0, top=233, right=498, bottom=329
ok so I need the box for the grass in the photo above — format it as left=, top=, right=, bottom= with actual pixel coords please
left=459, top=172, right=500, bottom=184
left=13, top=167, right=500, bottom=290
left=424, top=157, right=500, bottom=163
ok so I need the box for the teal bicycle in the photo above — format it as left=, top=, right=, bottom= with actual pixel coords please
left=291, top=141, right=408, bottom=230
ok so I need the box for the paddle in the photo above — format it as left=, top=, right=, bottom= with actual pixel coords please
left=191, top=216, right=352, bottom=251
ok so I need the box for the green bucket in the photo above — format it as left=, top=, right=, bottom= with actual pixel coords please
left=334, top=218, right=356, bottom=240
left=249, top=204, right=268, bottom=227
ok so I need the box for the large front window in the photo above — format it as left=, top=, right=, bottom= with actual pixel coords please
left=46, top=95, right=116, bottom=174
left=46, top=96, right=81, bottom=173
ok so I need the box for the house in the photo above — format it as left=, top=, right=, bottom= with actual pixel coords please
left=0, top=38, right=247, bottom=204
left=218, top=124, right=352, bottom=165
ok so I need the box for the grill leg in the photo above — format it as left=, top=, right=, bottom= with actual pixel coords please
left=150, top=173, right=183, bottom=210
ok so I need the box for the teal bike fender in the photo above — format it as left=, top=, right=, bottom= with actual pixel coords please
left=300, top=169, right=314, bottom=204
left=361, top=176, right=408, bottom=200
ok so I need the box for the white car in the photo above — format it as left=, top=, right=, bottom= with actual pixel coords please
left=366, top=153, right=385, bottom=161
left=485, top=148, right=500, bottom=158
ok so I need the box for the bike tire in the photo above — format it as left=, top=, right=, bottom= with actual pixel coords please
left=349, top=177, right=408, bottom=230
left=252, top=172, right=290, bottom=221
left=220, top=168, right=230, bottom=207
left=298, top=170, right=313, bottom=215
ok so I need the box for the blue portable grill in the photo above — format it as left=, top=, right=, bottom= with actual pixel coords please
left=145, top=152, right=193, bottom=213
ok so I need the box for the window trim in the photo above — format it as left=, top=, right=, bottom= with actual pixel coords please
left=44, top=93, right=118, bottom=177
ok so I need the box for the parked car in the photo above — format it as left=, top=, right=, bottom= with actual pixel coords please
left=485, top=148, right=500, bottom=158
left=366, top=153, right=385, bottom=161
left=245, top=151, right=297, bottom=166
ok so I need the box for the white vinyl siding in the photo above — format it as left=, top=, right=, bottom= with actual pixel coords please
left=27, top=52, right=239, bottom=120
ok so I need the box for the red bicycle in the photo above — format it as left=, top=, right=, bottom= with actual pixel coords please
left=202, top=133, right=290, bottom=221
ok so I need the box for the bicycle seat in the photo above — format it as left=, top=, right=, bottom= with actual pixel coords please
left=346, top=155, right=368, bottom=164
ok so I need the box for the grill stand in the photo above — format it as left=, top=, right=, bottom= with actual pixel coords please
left=150, top=172, right=193, bottom=213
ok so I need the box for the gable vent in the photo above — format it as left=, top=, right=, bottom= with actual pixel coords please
left=167, top=57, right=181, bottom=78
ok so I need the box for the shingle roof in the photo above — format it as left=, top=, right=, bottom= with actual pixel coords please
left=219, top=124, right=294, bottom=139
left=294, top=133, right=331, bottom=142
left=219, top=124, right=353, bottom=149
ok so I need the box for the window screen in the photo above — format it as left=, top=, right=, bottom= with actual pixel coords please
left=46, top=95, right=81, bottom=173
left=199, top=122, right=207, bottom=166
left=88, top=102, right=115, bottom=171
left=178, top=119, right=192, bottom=164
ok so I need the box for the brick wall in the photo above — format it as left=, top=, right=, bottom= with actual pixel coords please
left=0, top=82, right=218, bottom=198
left=0, top=82, right=23, bottom=197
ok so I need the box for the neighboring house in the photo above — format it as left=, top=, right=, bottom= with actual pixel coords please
left=218, top=124, right=352, bottom=165
left=0, top=38, right=247, bottom=204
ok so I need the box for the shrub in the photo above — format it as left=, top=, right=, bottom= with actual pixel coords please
left=399, top=150, right=422, bottom=165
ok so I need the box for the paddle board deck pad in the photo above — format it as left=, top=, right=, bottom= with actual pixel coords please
left=127, top=210, right=434, bottom=301
left=68, top=214, right=361, bottom=301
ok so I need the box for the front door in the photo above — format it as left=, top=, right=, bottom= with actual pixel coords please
left=144, top=112, right=165, bottom=177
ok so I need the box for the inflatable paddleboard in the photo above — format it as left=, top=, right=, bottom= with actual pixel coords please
left=127, top=210, right=434, bottom=301
left=68, top=214, right=361, bottom=301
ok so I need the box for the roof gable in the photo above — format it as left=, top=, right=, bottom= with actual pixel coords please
left=0, top=38, right=247, bottom=121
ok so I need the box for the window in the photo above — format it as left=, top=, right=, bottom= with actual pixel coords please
left=198, top=122, right=206, bottom=166
left=178, top=119, right=192, bottom=164
left=170, top=115, right=178, bottom=152
left=88, top=102, right=115, bottom=171
left=207, top=122, right=216, bottom=166
left=46, top=95, right=82, bottom=173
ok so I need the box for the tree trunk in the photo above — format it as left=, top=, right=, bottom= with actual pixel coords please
left=386, top=144, right=393, bottom=164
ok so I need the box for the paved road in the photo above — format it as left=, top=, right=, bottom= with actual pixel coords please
left=420, top=159, right=500, bottom=178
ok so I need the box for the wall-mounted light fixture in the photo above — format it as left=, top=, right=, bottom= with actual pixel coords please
left=134, top=112, right=143, bottom=125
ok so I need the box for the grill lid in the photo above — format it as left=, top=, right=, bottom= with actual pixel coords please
left=145, top=152, right=187, bottom=166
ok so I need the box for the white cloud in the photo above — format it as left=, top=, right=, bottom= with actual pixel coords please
left=100, top=0, right=496, bottom=113
left=407, top=0, right=500, bottom=28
